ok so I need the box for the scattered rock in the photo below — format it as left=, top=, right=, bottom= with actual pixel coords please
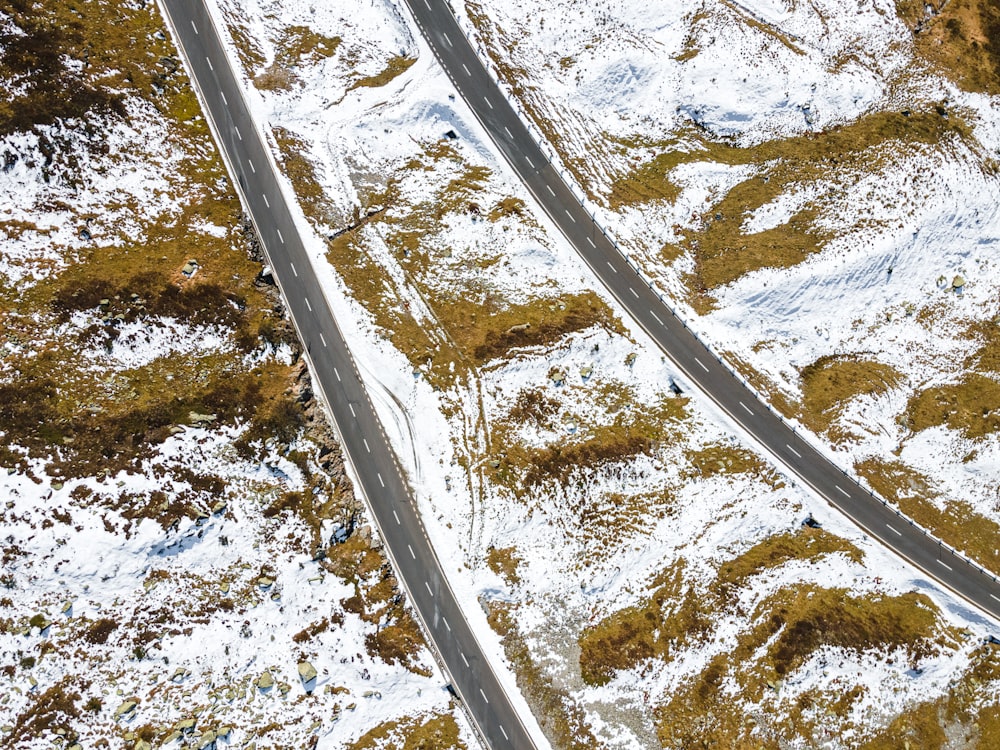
left=256, top=671, right=274, bottom=690
left=297, top=661, right=318, bottom=684
left=625, top=352, right=637, bottom=367
left=506, top=322, right=531, bottom=334
left=114, top=699, right=138, bottom=720
left=188, top=412, right=217, bottom=426
left=196, top=729, right=217, bottom=749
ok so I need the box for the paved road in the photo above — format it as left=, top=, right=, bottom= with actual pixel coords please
left=158, top=2, right=537, bottom=748
left=402, top=0, right=1000, bottom=622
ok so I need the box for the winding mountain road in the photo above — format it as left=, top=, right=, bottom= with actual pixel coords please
left=401, top=0, right=1000, bottom=623
left=159, top=1, right=539, bottom=748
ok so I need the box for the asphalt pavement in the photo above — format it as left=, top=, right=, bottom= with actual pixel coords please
left=401, top=0, right=1000, bottom=623
left=158, top=1, right=538, bottom=748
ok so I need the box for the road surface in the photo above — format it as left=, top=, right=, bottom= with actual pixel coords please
left=158, top=1, right=539, bottom=748
left=401, top=0, right=1000, bottom=622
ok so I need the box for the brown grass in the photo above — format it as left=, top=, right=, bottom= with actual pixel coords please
left=348, top=55, right=417, bottom=91
left=487, top=546, right=522, bottom=586
left=800, top=354, right=902, bottom=432
left=906, top=373, right=1000, bottom=440
left=347, top=712, right=465, bottom=750
left=896, top=0, right=1000, bottom=95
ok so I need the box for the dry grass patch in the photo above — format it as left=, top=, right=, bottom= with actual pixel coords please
left=487, top=546, right=522, bottom=586
left=272, top=126, right=341, bottom=227
left=800, top=354, right=902, bottom=432
left=685, top=442, right=779, bottom=484
left=347, top=712, right=464, bottom=750
left=856, top=457, right=1000, bottom=573
left=896, top=0, right=1000, bottom=95
left=906, top=373, right=1000, bottom=440
left=348, top=55, right=417, bottom=91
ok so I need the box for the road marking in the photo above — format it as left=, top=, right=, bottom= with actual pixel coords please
left=461, top=652, right=469, bottom=667
left=462, top=63, right=471, bottom=76
left=443, top=617, right=451, bottom=632
left=480, top=688, right=489, bottom=704
left=408, top=544, right=416, bottom=559
left=334, top=367, right=341, bottom=381
left=886, top=523, right=902, bottom=536
left=378, top=472, right=385, bottom=487
left=500, top=726, right=509, bottom=741
left=393, top=510, right=400, bottom=525
left=443, top=32, right=452, bottom=46
left=424, top=0, right=431, bottom=8
left=425, top=581, right=433, bottom=595
left=191, top=20, right=199, bottom=34
left=304, top=297, right=312, bottom=311
left=290, top=262, right=297, bottom=276
left=992, top=594, right=1000, bottom=603
left=606, top=261, right=617, bottom=274
left=695, top=357, right=709, bottom=373
left=262, top=193, right=270, bottom=208
left=938, top=559, right=953, bottom=571
left=276, top=229, right=284, bottom=244
left=739, top=401, right=753, bottom=415
left=629, top=288, right=639, bottom=298
left=363, top=438, right=371, bottom=453
left=505, top=125, right=513, bottom=138
left=525, top=155, right=534, bottom=168
left=586, top=236, right=596, bottom=247
left=565, top=209, right=576, bottom=223
left=348, top=403, right=356, bottom=418
left=835, top=485, right=850, bottom=498
left=220, top=91, right=227, bottom=106
left=546, top=185, right=555, bottom=196
left=484, top=96, right=493, bottom=109
left=234, top=125, right=241, bottom=141
left=786, top=443, right=802, bottom=458
left=248, top=158, right=255, bottom=173
left=205, top=56, right=213, bottom=71
left=319, top=333, right=327, bottom=347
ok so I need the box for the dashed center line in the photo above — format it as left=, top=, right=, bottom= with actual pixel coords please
left=461, top=652, right=469, bottom=667
left=607, top=261, right=617, bottom=273
left=247, top=158, right=255, bottom=173
left=191, top=20, right=199, bottom=34
left=484, top=96, right=493, bottom=109
left=378, top=472, right=385, bottom=487
left=290, top=262, right=297, bottom=276
left=886, top=523, right=902, bottom=536
left=786, top=443, right=802, bottom=458
left=408, top=545, right=416, bottom=559
left=304, top=297, right=311, bottom=311
left=629, top=288, right=639, bottom=298
left=937, top=559, right=953, bottom=571
left=205, top=56, right=213, bottom=71
left=480, top=689, right=489, bottom=704
left=443, top=32, right=452, bottom=46
left=586, top=236, right=596, bottom=247
left=220, top=91, right=227, bottom=106
left=424, top=0, right=431, bottom=8
left=234, top=125, right=241, bottom=141
left=991, top=594, right=1000, bottom=603
left=504, top=125, right=513, bottom=138
left=261, top=193, right=269, bottom=208
left=442, top=617, right=451, bottom=632
left=276, top=229, right=284, bottom=244
left=462, top=63, right=471, bottom=76
left=334, top=367, right=341, bottom=382
left=739, top=401, right=753, bottom=416
left=835, top=485, right=850, bottom=498
left=425, top=581, right=433, bottom=595
left=695, top=357, right=709, bottom=373
left=651, top=311, right=663, bottom=325
left=565, top=209, right=576, bottom=223
left=363, top=438, right=371, bottom=453
left=393, top=510, right=401, bottom=525
left=546, top=185, right=555, bottom=196
left=525, top=155, right=534, bottom=168
left=500, top=726, right=509, bottom=741
left=348, top=403, right=356, bottom=418
left=319, top=333, right=327, bottom=347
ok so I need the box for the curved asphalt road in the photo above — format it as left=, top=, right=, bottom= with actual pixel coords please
left=402, top=0, right=1000, bottom=622
left=158, top=2, right=537, bottom=748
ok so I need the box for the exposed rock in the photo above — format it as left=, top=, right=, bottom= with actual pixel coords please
left=256, top=671, right=274, bottom=690
left=297, top=661, right=318, bottom=684
left=188, top=412, right=217, bottom=426
left=114, top=699, right=138, bottom=719
left=196, top=729, right=217, bottom=749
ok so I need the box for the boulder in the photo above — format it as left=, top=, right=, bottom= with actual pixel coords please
left=114, top=699, right=138, bottom=719
left=256, top=671, right=274, bottom=690
left=297, top=661, right=318, bottom=684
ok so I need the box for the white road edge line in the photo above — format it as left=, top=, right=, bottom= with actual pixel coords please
left=835, top=485, right=850, bottom=498
left=739, top=401, right=753, bottom=415
left=938, top=559, right=953, bottom=571
left=786, top=443, right=802, bottom=458
left=886, top=523, right=902, bottom=536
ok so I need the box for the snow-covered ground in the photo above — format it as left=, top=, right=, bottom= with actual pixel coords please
left=206, top=0, right=1000, bottom=745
